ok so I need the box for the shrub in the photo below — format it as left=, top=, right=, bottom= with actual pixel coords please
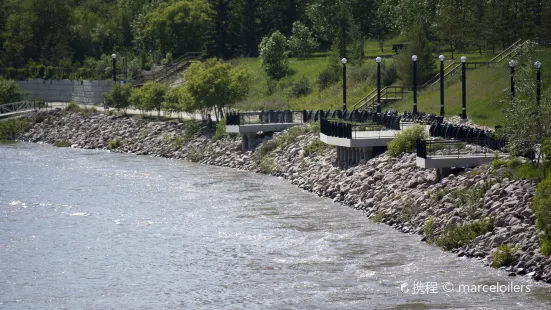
left=317, top=58, right=341, bottom=90
left=531, top=177, right=551, bottom=255
left=258, top=156, right=277, bottom=174
left=491, top=244, right=518, bottom=268
left=103, top=83, right=133, bottom=113
left=107, top=138, right=123, bottom=150
left=310, top=121, right=320, bottom=133
left=432, top=190, right=446, bottom=201
left=287, top=21, right=317, bottom=59
left=372, top=211, right=384, bottom=223
left=276, top=126, right=310, bottom=150
left=63, top=102, right=84, bottom=113
left=0, top=118, right=30, bottom=140
left=253, top=140, right=278, bottom=163
left=424, top=217, right=435, bottom=243
left=349, top=63, right=371, bottom=84
left=304, top=139, right=332, bottom=156
left=387, top=125, right=428, bottom=157
left=435, top=218, right=494, bottom=250
left=286, top=76, right=311, bottom=98
left=172, top=135, right=184, bottom=148
left=259, top=30, right=289, bottom=79
left=212, top=118, right=227, bottom=141
left=183, top=120, right=202, bottom=141
left=187, top=148, right=203, bottom=162
left=382, top=62, right=398, bottom=86
left=0, top=78, right=26, bottom=104
left=54, top=140, right=71, bottom=147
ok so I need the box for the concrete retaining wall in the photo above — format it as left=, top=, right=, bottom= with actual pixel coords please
left=17, top=79, right=114, bottom=104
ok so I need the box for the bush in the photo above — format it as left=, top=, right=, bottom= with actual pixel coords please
left=54, top=140, right=71, bottom=147
left=183, top=120, right=202, bottom=141
left=349, top=63, right=371, bottom=84
left=0, top=78, right=25, bottom=105
left=304, top=139, right=332, bottom=156
left=387, top=125, right=428, bottom=157
left=258, top=156, right=277, bottom=174
left=287, top=21, right=317, bottom=59
left=107, top=138, right=123, bottom=150
left=275, top=126, right=310, bottom=150
left=103, top=83, right=133, bottom=112
left=317, top=58, right=341, bottom=90
left=0, top=118, right=30, bottom=140
left=287, top=76, right=311, bottom=98
left=259, top=30, right=289, bottom=79
left=435, top=218, right=494, bottom=250
left=424, top=217, right=435, bottom=243
left=382, top=62, right=398, bottom=86
left=491, top=244, right=518, bottom=268
left=63, top=102, right=84, bottom=113
left=253, top=140, right=278, bottom=164
left=372, top=211, right=384, bottom=223
left=531, top=177, right=551, bottom=255
left=212, top=118, right=227, bottom=141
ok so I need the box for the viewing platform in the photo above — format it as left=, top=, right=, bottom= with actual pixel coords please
left=226, top=110, right=311, bottom=151
left=415, top=138, right=508, bottom=180
left=319, top=112, right=437, bottom=165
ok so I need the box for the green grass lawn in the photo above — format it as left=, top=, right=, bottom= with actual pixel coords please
left=233, top=43, right=551, bottom=129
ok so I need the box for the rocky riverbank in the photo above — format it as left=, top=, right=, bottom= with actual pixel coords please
left=18, top=109, right=551, bottom=284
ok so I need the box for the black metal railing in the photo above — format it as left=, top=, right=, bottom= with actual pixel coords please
left=416, top=138, right=507, bottom=159
left=226, top=110, right=306, bottom=126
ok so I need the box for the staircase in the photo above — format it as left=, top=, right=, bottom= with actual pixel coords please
left=352, top=86, right=411, bottom=111
left=131, top=52, right=202, bottom=87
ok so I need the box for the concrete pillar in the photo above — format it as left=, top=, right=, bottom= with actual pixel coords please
left=247, top=133, right=255, bottom=150
left=241, top=134, right=249, bottom=152
left=435, top=167, right=453, bottom=181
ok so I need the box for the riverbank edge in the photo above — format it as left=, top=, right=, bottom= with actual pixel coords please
left=16, top=110, right=551, bottom=284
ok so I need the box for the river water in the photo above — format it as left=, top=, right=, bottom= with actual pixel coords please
left=1, top=142, right=550, bottom=309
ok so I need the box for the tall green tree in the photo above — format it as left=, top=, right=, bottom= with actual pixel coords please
left=396, top=22, right=436, bottom=85
left=287, top=21, right=317, bottom=59
left=182, top=58, right=250, bottom=120
left=142, top=0, right=214, bottom=56
left=259, top=31, right=289, bottom=79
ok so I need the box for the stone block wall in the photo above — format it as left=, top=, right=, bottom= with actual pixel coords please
left=17, top=79, right=114, bottom=104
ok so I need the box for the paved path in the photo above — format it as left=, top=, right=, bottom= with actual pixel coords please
left=44, top=102, right=205, bottom=120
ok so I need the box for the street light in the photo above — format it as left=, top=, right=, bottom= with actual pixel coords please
left=509, top=60, right=516, bottom=100
left=439, top=55, right=445, bottom=116
left=112, top=53, right=117, bottom=82
left=461, top=56, right=467, bottom=120
left=535, top=60, right=542, bottom=106
left=376, top=57, right=382, bottom=113
left=412, top=55, right=418, bottom=114
left=342, top=57, right=347, bottom=111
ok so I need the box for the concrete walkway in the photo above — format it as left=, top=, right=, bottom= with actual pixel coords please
left=44, top=102, right=205, bottom=120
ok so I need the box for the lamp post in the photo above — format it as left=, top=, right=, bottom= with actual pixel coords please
left=412, top=55, right=418, bottom=114
left=439, top=55, right=445, bottom=116
left=461, top=56, right=467, bottom=120
left=376, top=57, right=382, bottom=113
left=535, top=60, right=542, bottom=106
left=112, top=53, right=117, bottom=83
left=123, top=55, right=127, bottom=84
left=342, top=58, right=347, bottom=111
left=509, top=60, right=516, bottom=100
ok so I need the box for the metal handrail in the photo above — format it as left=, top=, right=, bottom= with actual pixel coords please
left=352, top=88, right=378, bottom=109
left=489, top=39, right=523, bottom=63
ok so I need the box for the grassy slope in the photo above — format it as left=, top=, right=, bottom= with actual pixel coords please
left=234, top=39, right=551, bottom=128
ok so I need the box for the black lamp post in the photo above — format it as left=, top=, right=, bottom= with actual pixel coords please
left=123, top=55, right=127, bottom=84
left=509, top=59, right=516, bottom=100
left=342, top=57, right=347, bottom=111
left=535, top=60, right=542, bottom=106
left=439, top=54, right=445, bottom=116
left=112, top=53, right=117, bottom=83
left=461, top=56, right=467, bottom=120
left=412, top=55, right=418, bottom=114
left=376, top=56, right=382, bottom=113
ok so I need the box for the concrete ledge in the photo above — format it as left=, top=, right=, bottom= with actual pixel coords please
left=226, top=123, right=300, bottom=134
left=416, top=154, right=505, bottom=169
left=320, top=132, right=396, bottom=147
